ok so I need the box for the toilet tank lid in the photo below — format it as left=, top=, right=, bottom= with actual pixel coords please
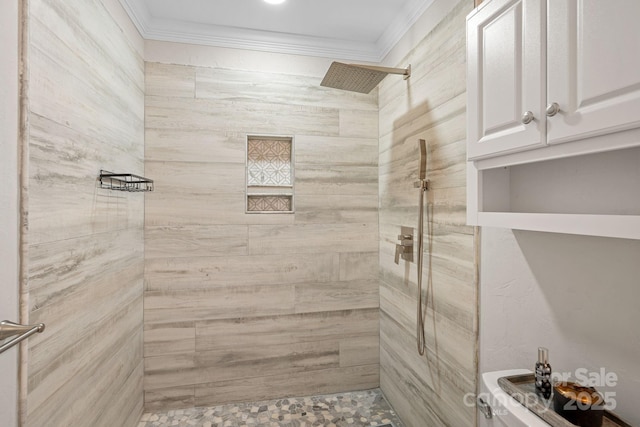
left=481, top=369, right=551, bottom=427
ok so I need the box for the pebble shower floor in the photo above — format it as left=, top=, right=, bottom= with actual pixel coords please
left=138, top=389, right=404, bottom=427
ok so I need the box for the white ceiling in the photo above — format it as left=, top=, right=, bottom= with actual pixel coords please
left=119, top=0, right=435, bottom=62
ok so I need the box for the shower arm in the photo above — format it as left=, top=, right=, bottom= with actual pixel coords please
left=351, top=64, right=411, bottom=80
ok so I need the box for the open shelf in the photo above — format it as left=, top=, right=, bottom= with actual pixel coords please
left=477, top=212, right=640, bottom=240
left=469, top=146, right=640, bottom=240
left=99, top=170, right=154, bottom=192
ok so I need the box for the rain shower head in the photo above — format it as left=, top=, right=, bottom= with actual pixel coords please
left=320, top=61, right=411, bottom=94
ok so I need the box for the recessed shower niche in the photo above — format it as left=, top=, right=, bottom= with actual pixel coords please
left=245, top=135, right=294, bottom=213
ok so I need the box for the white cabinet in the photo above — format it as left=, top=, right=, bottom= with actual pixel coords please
left=547, top=0, right=640, bottom=145
left=467, top=0, right=640, bottom=160
left=467, top=0, right=545, bottom=160
left=466, top=0, right=640, bottom=239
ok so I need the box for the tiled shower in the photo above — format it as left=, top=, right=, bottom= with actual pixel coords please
left=143, top=62, right=380, bottom=409
left=14, top=0, right=477, bottom=426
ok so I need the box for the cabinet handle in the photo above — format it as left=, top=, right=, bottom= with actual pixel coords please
left=546, top=102, right=560, bottom=117
left=521, top=111, right=535, bottom=124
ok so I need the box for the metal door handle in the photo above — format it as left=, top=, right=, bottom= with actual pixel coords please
left=546, top=102, right=560, bottom=117
left=521, top=111, right=535, bottom=124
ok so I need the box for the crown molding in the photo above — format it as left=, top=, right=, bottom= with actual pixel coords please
left=118, top=0, right=433, bottom=62
left=376, top=0, right=436, bottom=61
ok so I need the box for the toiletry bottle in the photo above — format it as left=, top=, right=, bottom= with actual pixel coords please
left=535, top=347, right=552, bottom=399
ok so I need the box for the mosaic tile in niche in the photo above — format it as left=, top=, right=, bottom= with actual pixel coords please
left=247, top=138, right=292, bottom=186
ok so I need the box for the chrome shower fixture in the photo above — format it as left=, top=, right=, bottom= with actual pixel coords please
left=415, top=138, right=429, bottom=191
left=320, top=61, right=411, bottom=94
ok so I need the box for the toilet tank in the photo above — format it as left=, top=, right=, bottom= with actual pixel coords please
left=478, top=369, right=551, bottom=427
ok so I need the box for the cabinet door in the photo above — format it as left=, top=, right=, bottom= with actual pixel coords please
left=467, top=0, right=546, bottom=160
left=547, top=0, right=640, bottom=145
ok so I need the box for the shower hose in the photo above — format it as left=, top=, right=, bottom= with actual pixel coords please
left=416, top=178, right=431, bottom=356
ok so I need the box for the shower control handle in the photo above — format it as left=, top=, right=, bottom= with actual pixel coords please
left=394, top=229, right=414, bottom=264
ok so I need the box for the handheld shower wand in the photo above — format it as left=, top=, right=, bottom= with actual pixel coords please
left=418, top=138, right=427, bottom=182
left=415, top=139, right=429, bottom=356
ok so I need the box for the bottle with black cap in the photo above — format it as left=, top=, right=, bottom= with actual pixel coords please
left=535, top=347, right=552, bottom=399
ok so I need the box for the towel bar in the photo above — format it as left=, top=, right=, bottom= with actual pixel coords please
left=0, top=320, right=45, bottom=354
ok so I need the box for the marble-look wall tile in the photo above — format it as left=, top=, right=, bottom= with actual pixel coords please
left=145, top=161, right=246, bottom=194
left=144, top=322, right=196, bottom=357
left=145, top=225, right=249, bottom=259
left=340, top=109, right=379, bottom=139
left=145, top=129, right=246, bottom=164
left=294, top=195, right=378, bottom=224
left=144, top=62, right=379, bottom=409
left=340, top=335, right=380, bottom=368
left=295, top=165, right=379, bottom=196
left=24, top=0, right=145, bottom=425
left=146, top=96, right=340, bottom=137
left=295, top=136, right=379, bottom=166
left=195, top=309, right=379, bottom=351
left=145, top=62, right=195, bottom=98
left=377, top=1, right=478, bottom=427
left=247, top=223, right=378, bottom=255
left=145, top=253, right=338, bottom=291
left=294, top=279, right=379, bottom=314
left=144, top=284, right=296, bottom=324
left=193, top=365, right=380, bottom=408
left=195, top=67, right=378, bottom=111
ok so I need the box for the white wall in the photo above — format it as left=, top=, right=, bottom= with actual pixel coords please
left=480, top=227, right=640, bottom=425
left=0, top=0, right=20, bottom=425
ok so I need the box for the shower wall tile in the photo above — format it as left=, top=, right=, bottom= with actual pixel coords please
left=145, top=340, right=342, bottom=391
left=294, top=136, right=379, bottom=165
left=194, top=341, right=341, bottom=383
left=145, top=192, right=296, bottom=226
left=144, top=322, right=196, bottom=357
left=144, top=253, right=338, bottom=291
left=145, top=160, right=246, bottom=194
left=144, top=386, right=196, bottom=412
left=145, top=62, right=379, bottom=408
left=145, top=129, right=246, bottom=164
left=294, top=279, right=379, bottom=313
left=294, top=195, right=378, bottom=224
left=339, top=335, right=380, bottom=367
left=377, top=1, right=478, bottom=427
left=24, top=0, right=145, bottom=425
left=295, top=165, right=379, bottom=196
left=28, top=114, right=143, bottom=245
left=145, top=225, right=249, bottom=259
left=339, top=252, right=379, bottom=281
left=193, top=364, right=380, bottom=408
left=247, top=223, right=378, bottom=255
left=194, top=67, right=378, bottom=111
left=144, top=353, right=197, bottom=390
left=194, top=308, right=379, bottom=352
left=340, top=109, right=379, bottom=139
left=145, top=62, right=195, bottom=98
left=144, top=284, right=296, bottom=323
left=146, top=96, right=340, bottom=137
